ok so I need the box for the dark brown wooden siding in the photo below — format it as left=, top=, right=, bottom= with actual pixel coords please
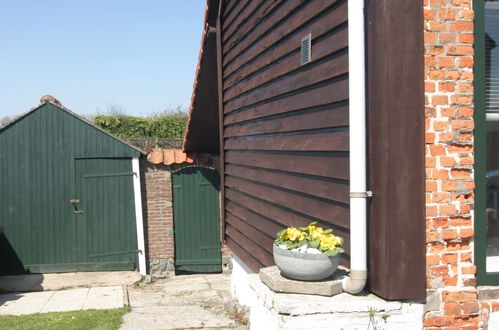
left=219, top=0, right=350, bottom=271
left=366, top=0, right=425, bottom=299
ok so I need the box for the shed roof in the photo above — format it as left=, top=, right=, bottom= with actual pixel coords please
left=0, top=98, right=145, bottom=156
left=182, top=0, right=220, bottom=153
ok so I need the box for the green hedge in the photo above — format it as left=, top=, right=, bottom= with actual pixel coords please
left=93, top=113, right=187, bottom=139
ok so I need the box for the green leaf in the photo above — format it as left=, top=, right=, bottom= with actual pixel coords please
left=323, top=229, right=332, bottom=234
left=282, top=240, right=306, bottom=249
left=324, top=248, right=344, bottom=257
left=308, top=239, right=320, bottom=249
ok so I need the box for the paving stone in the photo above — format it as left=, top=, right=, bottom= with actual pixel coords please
left=40, top=288, right=88, bottom=313
left=0, top=291, right=54, bottom=315
left=83, top=286, right=123, bottom=310
left=121, top=274, right=245, bottom=329
left=120, top=306, right=236, bottom=330
left=0, top=276, right=123, bottom=316
left=127, top=290, right=167, bottom=308
left=161, top=274, right=208, bottom=285
left=162, top=281, right=211, bottom=292
left=260, top=266, right=343, bottom=297
left=0, top=271, right=141, bottom=293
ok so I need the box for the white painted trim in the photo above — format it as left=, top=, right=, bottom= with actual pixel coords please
left=132, top=157, right=147, bottom=275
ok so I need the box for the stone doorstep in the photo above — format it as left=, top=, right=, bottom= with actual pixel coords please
left=259, top=266, right=344, bottom=297
left=248, top=274, right=404, bottom=317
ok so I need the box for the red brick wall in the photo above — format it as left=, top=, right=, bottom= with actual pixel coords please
left=141, top=159, right=175, bottom=275
left=423, top=0, right=499, bottom=328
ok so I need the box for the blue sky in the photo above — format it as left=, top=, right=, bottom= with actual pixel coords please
left=0, top=1, right=205, bottom=118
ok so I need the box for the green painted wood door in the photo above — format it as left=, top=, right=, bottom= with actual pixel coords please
left=173, top=167, right=221, bottom=273
left=74, top=158, right=138, bottom=271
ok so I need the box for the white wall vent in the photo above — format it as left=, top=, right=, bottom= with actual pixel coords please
left=301, top=33, right=312, bottom=65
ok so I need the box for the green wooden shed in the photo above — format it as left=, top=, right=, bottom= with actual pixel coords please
left=0, top=97, right=147, bottom=275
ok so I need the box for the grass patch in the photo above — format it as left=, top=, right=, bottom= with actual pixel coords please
left=0, top=307, right=131, bottom=330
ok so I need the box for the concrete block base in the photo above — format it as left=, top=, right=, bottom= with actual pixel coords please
left=260, top=266, right=344, bottom=296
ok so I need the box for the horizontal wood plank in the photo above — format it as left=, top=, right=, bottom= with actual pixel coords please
left=224, top=103, right=348, bottom=137
left=225, top=164, right=349, bottom=204
left=225, top=199, right=284, bottom=235
left=225, top=199, right=350, bottom=246
left=224, top=52, right=348, bottom=113
left=225, top=8, right=348, bottom=89
left=225, top=176, right=349, bottom=225
left=225, top=6, right=347, bottom=88
left=226, top=188, right=322, bottom=229
left=223, top=0, right=306, bottom=58
left=225, top=237, right=264, bottom=271
left=225, top=191, right=351, bottom=256
left=226, top=212, right=275, bottom=250
left=226, top=189, right=350, bottom=258
left=222, top=0, right=239, bottom=19
left=224, top=27, right=348, bottom=100
left=222, top=0, right=268, bottom=44
left=224, top=80, right=348, bottom=125
left=223, top=0, right=292, bottom=46
left=225, top=150, right=349, bottom=180
left=224, top=129, right=348, bottom=152
left=222, top=0, right=249, bottom=31
left=223, top=0, right=339, bottom=72
left=226, top=223, right=274, bottom=266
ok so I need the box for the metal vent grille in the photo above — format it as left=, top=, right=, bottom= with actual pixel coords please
left=301, top=33, right=311, bottom=65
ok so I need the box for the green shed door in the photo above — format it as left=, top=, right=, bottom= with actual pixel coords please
left=173, top=167, right=221, bottom=273
left=75, top=158, right=138, bottom=271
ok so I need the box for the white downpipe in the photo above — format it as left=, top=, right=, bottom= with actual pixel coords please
left=132, top=157, right=147, bottom=275
left=343, top=0, right=368, bottom=294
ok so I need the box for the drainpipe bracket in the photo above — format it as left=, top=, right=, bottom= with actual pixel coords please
left=349, top=191, right=373, bottom=198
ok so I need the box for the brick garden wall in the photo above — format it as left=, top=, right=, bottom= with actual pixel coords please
left=423, top=0, right=499, bottom=328
left=141, top=159, right=175, bottom=276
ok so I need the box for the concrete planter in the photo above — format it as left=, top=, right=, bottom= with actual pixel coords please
left=273, top=245, right=340, bottom=281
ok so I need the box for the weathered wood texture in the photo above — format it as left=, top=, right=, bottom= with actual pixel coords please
left=220, top=0, right=350, bottom=271
left=366, top=0, right=426, bottom=299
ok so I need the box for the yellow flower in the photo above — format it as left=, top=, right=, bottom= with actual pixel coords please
left=282, top=227, right=306, bottom=242
left=309, top=225, right=324, bottom=240
left=319, top=233, right=341, bottom=251
left=281, top=228, right=291, bottom=240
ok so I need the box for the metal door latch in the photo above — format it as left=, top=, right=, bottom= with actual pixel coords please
left=74, top=210, right=84, bottom=214
left=70, top=199, right=80, bottom=204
